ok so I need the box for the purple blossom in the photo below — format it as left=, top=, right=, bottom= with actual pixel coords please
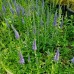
left=42, top=0, right=44, bottom=10
left=14, top=3, right=21, bottom=16
left=19, top=51, right=25, bottom=64
left=71, top=57, right=74, bottom=63
left=11, top=25, right=20, bottom=39
left=16, top=5, right=20, bottom=15
left=14, top=3, right=25, bottom=16
left=60, top=17, right=63, bottom=28
left=14, top=30, right=20, bottom=39
left=54, top=49, right=60, bottom=62
left=36, top=0, right=38, bottom=9
left=2, top=4, right=6, bottom=12
left=32, top=39, right=37, bottom=50
left=9, top=3, right=14, bottom=14
left=53, top=11, right=58, bottom=26
left=20, top=6, right=25, bottom=16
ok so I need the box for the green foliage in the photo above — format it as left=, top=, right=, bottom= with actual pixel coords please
left=0, top=0, right=74, bottom=74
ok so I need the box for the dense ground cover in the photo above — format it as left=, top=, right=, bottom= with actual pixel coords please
left=0, top=0, right=74, bottom=74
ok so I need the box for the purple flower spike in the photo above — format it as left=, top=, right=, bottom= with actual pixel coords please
left=60, top=17, right=63, bottom=28
left=32, top=39, right=37, bottom=51
left=71, top=57, right=74, bottom=63
left=19, top=51, right=25, bottom=64
left=9, top=3, right=14, bottom=14
left=20, top=6, right=25, bottom=16
left=15, top=3, right=21, bottom=16
left=11, top=25, right=20, bottom=39
left=14, top=30, right=20, bottom=39
left=54, top=49, right=60, bottom=62
left=53, top=11, right=58, bottom=26
left=2, top=5, right=6, bottom=12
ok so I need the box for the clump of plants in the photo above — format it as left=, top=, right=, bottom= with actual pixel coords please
left=0, top=0, right=74, bottom=74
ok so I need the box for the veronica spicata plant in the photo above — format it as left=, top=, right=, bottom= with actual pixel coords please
left=19, top=51, right=25, bottom=64
left=53, top=11, right=58, bottom=26
left=60, top=17, right=63, bottom=28
left=71, top=57, right=74, bottom=63
left=11, top=25, right=20, bottom=39
left=32, top=39, right=37, bottom=51
left=54, top=48, right=60, bottom=62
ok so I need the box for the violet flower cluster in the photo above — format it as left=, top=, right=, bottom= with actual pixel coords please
left=32, top=39, right=37, bottom=51
left=54, top=48, right=60, bottom=62
left=71, top=57, right=74, bottom=63
left=60, top=17, right=63, bottom=28
left=53, top=11, right=58, bottom=26
left=19, top=51, right=25, bottom=64
left=11, top=25, right=20, bottom=39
